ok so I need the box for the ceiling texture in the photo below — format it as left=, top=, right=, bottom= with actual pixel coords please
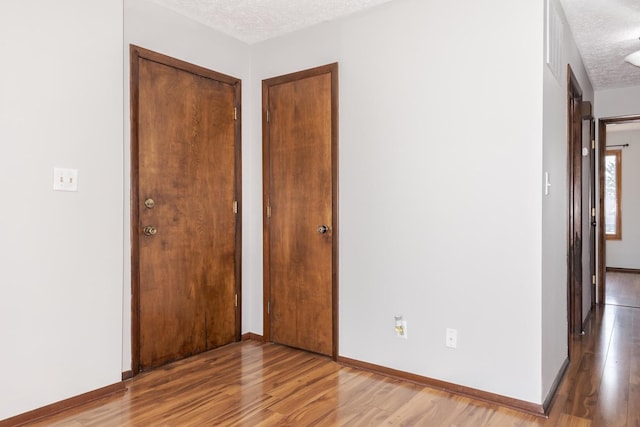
left=151, top=0, right=640, bottom=90
left=561, top=0, right=640, bottom=90
left=150, top=0, right=395, bottom=44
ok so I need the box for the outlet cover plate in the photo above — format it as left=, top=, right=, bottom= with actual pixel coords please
left=53, top=168, right=78, bottom=192
left=446, top=328, right=457, bottom=348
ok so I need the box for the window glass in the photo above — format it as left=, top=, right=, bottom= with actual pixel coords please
left=605, top=150, right=621, bottom=240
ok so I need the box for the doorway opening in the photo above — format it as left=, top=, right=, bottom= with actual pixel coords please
left=598, top=115, right=640, bottom=306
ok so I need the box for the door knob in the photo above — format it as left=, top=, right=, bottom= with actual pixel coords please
left=144, top=198, right=155, bottom=209
left=143, top=226, right=157, bottom=236
left=317, top=225, right=329, bottom=234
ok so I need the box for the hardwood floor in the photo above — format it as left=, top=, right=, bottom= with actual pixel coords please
left=605, top=271, right=640, bottom=308
left=13, top=304, right=640, bottom=426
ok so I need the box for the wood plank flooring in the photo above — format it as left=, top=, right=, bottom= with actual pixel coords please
left=15, top=279, right=640, bottom=426
left=605, top=271, right=640, bottom=308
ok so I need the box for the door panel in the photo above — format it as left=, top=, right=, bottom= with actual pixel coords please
left=263, top=64, right=338, bottom=357
left=589, top=118, right=596, bottom=307
left=568, top=67, right=583, bottom=336
left=581, top=116, right=593, bottom=315
left=131, top=46, right=241, bottom=371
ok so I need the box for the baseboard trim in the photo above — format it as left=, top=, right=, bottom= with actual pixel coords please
left=242, top=332, right=264, bottom=342
left=122, top=370, right=134, bottom=381
left=337, top=356, right=546, bottom=418
left=606, top=267, right=640, bottom=274
left=0, top=381, right=125, bottom=427
left=543, top=357, right=569, bottom=416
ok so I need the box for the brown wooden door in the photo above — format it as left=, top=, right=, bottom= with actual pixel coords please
left=588, top=116, right=596, bottom=308
left=131, top=46, right=241, bottom=372
left=568, top=66, right=583, bottom=337
left=263, top=64, right=338, bottom=357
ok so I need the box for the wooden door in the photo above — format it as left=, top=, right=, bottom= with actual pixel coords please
left=262, top=64, right=338, bottom=357
left=568, top=66, right=583, bottom=337
left=587, top=114, right=596, bottom=308
left=131, top=46, right=241, bottom=372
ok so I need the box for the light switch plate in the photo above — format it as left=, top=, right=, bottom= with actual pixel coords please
left=53, top=168, right=78, bottom=192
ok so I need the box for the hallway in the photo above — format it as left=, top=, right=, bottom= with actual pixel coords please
left=545, top=271, right=640, bottom=426
left=550, top=303, right=639, bottom=426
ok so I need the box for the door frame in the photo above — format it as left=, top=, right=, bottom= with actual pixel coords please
left=567, top=66, right=583, bottom=337
left=261, top=63, right=339, bottom=358
left=129, top=45, right=242, bottom=374
left=597, top=114, right=640, bottom=304
left=586, top=108, right=596, bottom=309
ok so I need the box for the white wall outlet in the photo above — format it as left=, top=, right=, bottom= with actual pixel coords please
left=53, top=168, right=78, bottom=192
left=394, top=316, right=408, bottom=339
left=446, top=328, right=457, bottom=348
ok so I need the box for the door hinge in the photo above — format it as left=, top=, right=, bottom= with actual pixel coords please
left=591, top=139, right=595, bottom=150
left=591, top=207, right=596, bottom=217
left=267, top=300, right=270, bottom=314
left=235, top=294, right=238, bottom=307
left=592, top=275, right=596, bottom=285
left=233, top=200, right=238, bottom=214
left=266, top=110, right=270, bottom=123
left=267, top=205, right=271, bottom=218
left=234, top=107, right=237, bottom=121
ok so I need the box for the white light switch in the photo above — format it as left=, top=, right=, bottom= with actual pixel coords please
left=544, top=172, right=551, bottom=196
left=53, top=168, right=78, bottom=192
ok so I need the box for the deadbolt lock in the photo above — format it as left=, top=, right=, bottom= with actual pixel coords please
left=143, top=226, right=157, bottom=236
left=317, top=225, right=329, bottom=234
left=144, top=198, right=155, bottom=209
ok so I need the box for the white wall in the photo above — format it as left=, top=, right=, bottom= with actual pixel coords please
left=251, top=0, right=545, bottom=403
left=606, top=129, right=640, bottom=268
left=0, top=0, right=123, bottom=420
left=596, top=86, right=640, bottom=118
left=123, top=0, right=252, bottom=372
left=541, top=0, right=594, bottom=402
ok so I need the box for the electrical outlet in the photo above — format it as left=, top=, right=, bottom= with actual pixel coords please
left=446, top=328, right=457, bottom=348
left=53, top=168, right=78, bottom=192
left=395, top=316, right=408, bottom=339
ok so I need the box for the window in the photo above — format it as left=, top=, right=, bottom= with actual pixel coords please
left=605, top=149, right=621, bottom=240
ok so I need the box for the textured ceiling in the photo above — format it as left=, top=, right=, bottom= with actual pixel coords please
left=561, top=0, right=640, bottom=89
left=150, top=0, right=396, bottom=45
left=150, top=0, right=640, bottom=90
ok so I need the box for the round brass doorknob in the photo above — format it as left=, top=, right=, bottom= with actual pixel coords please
left=143, top=226, right=157, bottom=236
left=317, top=225, right=329, bottom=234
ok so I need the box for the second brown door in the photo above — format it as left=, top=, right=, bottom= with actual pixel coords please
left=262, top=64, right=338, bottom=357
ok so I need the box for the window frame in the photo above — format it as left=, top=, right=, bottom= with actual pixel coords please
left=604, top=149, right=622, bottom=240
